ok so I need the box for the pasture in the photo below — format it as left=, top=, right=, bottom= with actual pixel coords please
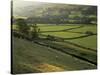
left=69, top=25, right=97, bottom=33
left=12, top=24, right=97, bottom=73
left=39, top=24, right=97, bottom=50
left=42, top=31, right=85, bottom=38
left=38, top=24, right=81, bottom=32
left=67, top=35, right=97, bottom=50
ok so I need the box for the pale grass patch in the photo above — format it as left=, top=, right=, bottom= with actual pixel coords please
left=36, top=63, right=64, bottom=72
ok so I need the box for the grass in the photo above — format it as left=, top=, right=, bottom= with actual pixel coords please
left=42, top=31, right=85, bottom=38
left=50, top=41, right=97, bottom=63
left=12, top=24, right=97, bottom=73
left=12, top=37, right=96, bottom=74
left=38, top=24, right=80, bottom=31
left=12, top=25, right=18, bottom=30
left=13, top=24, right=80, bottom=32
left=12, top=24, right=97, bottom=51
left=39, top=24, right=97, bottom=50
left=69, top=25, right=97, bottom=33
left=67, top=35, right=97, bottom=50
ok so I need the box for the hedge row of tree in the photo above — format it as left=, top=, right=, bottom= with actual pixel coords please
left=14, top=18, right=40, bottom=39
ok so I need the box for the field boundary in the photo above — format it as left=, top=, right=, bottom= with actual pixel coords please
left=40, top=34, right=96, bottom=51
left=40, top=26, right=84, bottom=33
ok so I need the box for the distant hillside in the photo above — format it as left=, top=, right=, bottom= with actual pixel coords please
left=12, top=1, right=97, bottom=24
left=13, top=1, right=97, bottom=17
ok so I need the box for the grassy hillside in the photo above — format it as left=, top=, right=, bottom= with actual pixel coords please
left=12, top=37, right=96, bottom=74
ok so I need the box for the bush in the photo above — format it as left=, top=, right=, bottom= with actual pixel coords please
left=85, top=31, right=94, bottom=35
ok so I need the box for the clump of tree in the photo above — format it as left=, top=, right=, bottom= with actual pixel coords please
left=29, top=24, right=40, bottom=39
left=15, top=18, right=40, bottom=40
left=47, top=35, right=55, bottom=41
left=85, top=31, right=94, bottom=35
left=16, top=18, right=30, bottom=34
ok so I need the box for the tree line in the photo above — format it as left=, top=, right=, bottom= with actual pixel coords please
left=13, top=18, right=40, bottom=39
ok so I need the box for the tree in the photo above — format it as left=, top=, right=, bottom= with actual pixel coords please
left=16, top=18, right=30, bottom=34
left=85, top=31, right=94, bottom=35
left=30, top=24, right=40, bottom=39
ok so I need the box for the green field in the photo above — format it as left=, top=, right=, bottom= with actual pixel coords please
left=12, top=24, right=97, bottom=74
left=69, top=25, right=97, bottom=33
left=67, top=35, right=97, bottom=50
left=38, top=24, right=81, bottom=32
left=42, top=31, right=85, bottom=38
left=39, top=24, right=97, bottom=50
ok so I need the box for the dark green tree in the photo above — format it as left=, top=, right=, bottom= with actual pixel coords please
left=30, top=24, right=40, bottom=39
left=16, top=18, right=30, bottom=34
